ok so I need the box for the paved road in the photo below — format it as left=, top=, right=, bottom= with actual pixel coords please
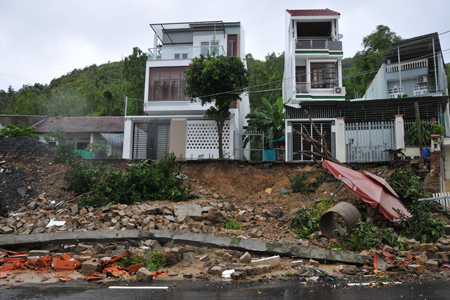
left=1, top=279, right=448, bottom=300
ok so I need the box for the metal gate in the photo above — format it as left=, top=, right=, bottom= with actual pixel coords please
left=292, top=121, right=332, bottom=161
left=345, top=121, right=395, bottom=162
left=132, top=121, right=170, bottom=160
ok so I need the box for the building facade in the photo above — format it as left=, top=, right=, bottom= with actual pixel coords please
left=282, top=9, right=346, bottom=162
left=122, top=21, right=250, bottom=160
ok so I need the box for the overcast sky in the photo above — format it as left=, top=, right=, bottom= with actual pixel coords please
left=1, top=0, right=449, bottom=91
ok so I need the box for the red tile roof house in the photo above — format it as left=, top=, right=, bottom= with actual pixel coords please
left=33, top=117, right=124, bottom=157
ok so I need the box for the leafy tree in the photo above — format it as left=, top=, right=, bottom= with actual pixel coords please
left=245, top=52, right=284, bottom=111
left=44, top=128, right=79, bottom=165
left=123, top=47, right=147, bottom=115
left=245, top=97, right=285, bottom=148
left=0, top=122, right=39, bottom=140
left=184, top=53, right=249, bottom=158
left=344, top=25, right=401, bottom=99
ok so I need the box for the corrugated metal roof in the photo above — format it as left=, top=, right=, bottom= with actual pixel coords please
left=286, top=9, right=340, bottom=16
left=34, top=117, right=124, bottom=133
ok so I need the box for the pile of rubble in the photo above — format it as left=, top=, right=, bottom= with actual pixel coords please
left=0, top=137, right=55, bottom=157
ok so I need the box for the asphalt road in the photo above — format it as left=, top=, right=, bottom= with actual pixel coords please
left=1, top=279, right=449, bottom=300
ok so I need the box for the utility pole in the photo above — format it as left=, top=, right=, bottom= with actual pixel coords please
left=414, top=102, right=424, bottom=166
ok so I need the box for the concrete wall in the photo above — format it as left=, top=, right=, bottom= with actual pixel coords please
left=169, top=119, right=187, bottom=159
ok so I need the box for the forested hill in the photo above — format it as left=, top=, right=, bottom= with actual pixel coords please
left=0, top=47, right=147, bottom=117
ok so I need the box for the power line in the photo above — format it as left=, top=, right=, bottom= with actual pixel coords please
left=0, top=58, right=68, bottom=71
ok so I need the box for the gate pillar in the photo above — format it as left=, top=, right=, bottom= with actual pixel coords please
left=336, top=117, right=346, bottom=162
left=395, top=115, right=405, bottom=150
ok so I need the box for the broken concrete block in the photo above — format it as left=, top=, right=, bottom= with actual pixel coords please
left=27, top=250, right=49, bottom=257
left=0, top=226, right=13, bottom=234
left=240, top=252, right=251, bottom=264
left=81, top=261, right=101, bottom=276
left=415, top=254, right=428, bottom=264
left=137, top=267, right=154, bottom=281
left=176, top=214, right=190, bottom=224
left=340, top=265, right=357, bottom=275
left=206, top=208, right=226, bottom=224
left=250, top=256, right=281, bottom=268
left=183, top=252, right=196, bottom=264
left=71, top=204, right=78, bottom=214
left=408, top=264, right=424, bottom=275
left=209, top=266, right=224, bottom=276
left=223, top=253, right=232, bottom=261
left=244, top=266, right=256, bottom=276
left=425, top=260, right=439, bottom=271
left=309, top=259, right=319, bottom=267
left=414, top=243, right=435, bottom=252
left=231, top=271, right=245, bottom=280
left=254, top=264, right=271, bottom=275
left=174, top=204, right=202, bottom=220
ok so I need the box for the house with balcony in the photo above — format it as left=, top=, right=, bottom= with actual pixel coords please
left=282, top=9, right=346, bottom=162
left=360, top=32, right=448, bottom=101
left=122, top=21, right=250, bottom=160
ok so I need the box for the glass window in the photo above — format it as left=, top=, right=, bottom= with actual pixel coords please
left=310, top=63, right=336, bottom=88
left=227, top=35, right=237, bottom=57
left=148, top=67, right=188, bottom=101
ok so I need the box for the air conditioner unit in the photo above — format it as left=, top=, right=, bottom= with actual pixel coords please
left=417, top=76, right=428, bottom=83
left=334, top=87, right=342, bottom=94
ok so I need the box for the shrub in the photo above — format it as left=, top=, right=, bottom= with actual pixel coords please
left=79, top=153, right=196, bottom=207
left=290, top=197, right=333, bottom=238
left=222, top=218, right=244, bottom=230
left=290, top=172, right=335, bottom=194
left=44, top=128, right=79, bottom=165
left=64, top=163, right=105, bottom=194
left=115, top=250, right=168, bottom=271
left=0, top=122, right=39, bottom=140
left=85, top=143, right=109, bottom=158
left=386, top=167, right=428, bottom=203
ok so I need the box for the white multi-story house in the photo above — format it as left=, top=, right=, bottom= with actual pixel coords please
left=282, top=9, right=346, bottom=162
left=122, top=21, right=250, bottom=160
left=359, top=32, right=448, bottom=101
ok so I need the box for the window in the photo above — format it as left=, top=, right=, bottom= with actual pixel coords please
left=388, top=87, right=404, bottom=98
left=413, top=84, right=428, bottom=96
left=310, top=63, right=336, bottom=88
left=149, top=67, right=188, bottom=101
left=227, top=35, right=238, bottom=57
left=200, top=41, right=209, bottom=56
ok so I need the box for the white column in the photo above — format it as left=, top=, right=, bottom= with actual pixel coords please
left=122, top=119, right=133, bottom=159
left=336, top=117, right=346, bottom=162
left=395, top=115, right=405, bottom=149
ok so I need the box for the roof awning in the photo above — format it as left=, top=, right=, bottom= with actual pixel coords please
left=150, top=21, right=225, bottom=45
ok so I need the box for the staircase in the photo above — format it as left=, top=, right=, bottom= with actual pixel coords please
left=427, top=56, right=438, bottom=93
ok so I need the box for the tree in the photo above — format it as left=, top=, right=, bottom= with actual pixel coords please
left=123, top=47, right=147, bottom=115
left=245, top=97, right=285, bottom=149
left=184, top=53, right=249, bottom=158
left=245, top=52, right=284, bottom=111
left=344, top=25, right=401, bottom=99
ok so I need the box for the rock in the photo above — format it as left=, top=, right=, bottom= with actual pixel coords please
left=297, top=267, right=315, bottom=277
left=444, top=225, right=450, bottom=236
left=250, top=256, right=280, bottom=268
left=209, top=266, right=224, bottom=276
left=79, top=208, right=88, bottom=215
left=426, top=260, right=439, bottom=272
left=309, top=259, right=319, bottom=267
left=206, top=208, right=226, bottom=224
left=231, top=271, right=245, bottom=280
left=414, top=243, right=435, bottom=252
left=183, top=273, right=193, bottom=279
left=70, top=204, right=79, bottom=214
left=408, top=264, right=424, bottom=275
left=240, top=252, right=252, bottom=264
left=174, top=204, right=202, bottom=220
left=212, top=193, right=220, bottom=199
left=254, top=265, right=271, bottom=275
left=280, top=187, right=289, bottom=194
left=137, top=267, right=154, bottom=281
left=0, top=226, right=13, bottom=234
left=181, top=252, right=196, bottom=267
left=415, top=254, right=428, bottom=263
left=176, top=214, right=190, bottom=224
left=272, top=209, right=284, bottom=218
left=167, top=271, right=179, bottom=277
left=27, top=250, right=49, bottom=257
left=244, top=266, right=256, bottom=276
left=340, top=265, right=357, bottom=275
left=27, top=201, right=37, bottom=210
left=81, top=261, right=101, bottom=276
left=223, top=253, right=232, bottom=261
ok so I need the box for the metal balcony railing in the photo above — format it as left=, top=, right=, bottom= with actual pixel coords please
left=295, top=40, right=342, bottom=51
left=148, top=45, right=225, bottom=60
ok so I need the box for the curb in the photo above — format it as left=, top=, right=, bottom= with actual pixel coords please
left=0, top=230, right=370, bottom=265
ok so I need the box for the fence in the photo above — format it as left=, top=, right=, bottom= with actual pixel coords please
left=234, top=131, right=264, bottom=161
left=346, top=121, right=395, bottom=162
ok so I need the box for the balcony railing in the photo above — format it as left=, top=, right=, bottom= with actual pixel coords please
left=296, top=82, right=310, bottom=93
left=296, top=39, right=342, bottom=51
left=148, top=45, right=225, bottom=60
left=386, top=59, right=428, bottom=73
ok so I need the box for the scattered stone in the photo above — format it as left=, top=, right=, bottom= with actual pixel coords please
left=251, top=256, right=280, bottom=268
left=209, top=266, right=224, bottom=276
left=426, top=260, right=439, bottom=272
left=81, top=261, right=101, bottom=276
left=340, top=265, right=357, bottom=275
left=231, top=271, right=245, bottom=280
left=174, top=204, right=202, bottom=220
left=137, top=267, right=154, bottom=281
left=240, top=252, right=251, bottom=264
left=408, top=264, right=425, bottom=275
left=1, top=226, right=14, bottom=234
left=206, top=208, right=226, bottom=224
left=414, top=243, right=435, bottom=252
left=280, top=188, right=289, bottom=194
left=183, top=273, right=193, bottom=279
left=309, top=259, right=319, bottom=267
